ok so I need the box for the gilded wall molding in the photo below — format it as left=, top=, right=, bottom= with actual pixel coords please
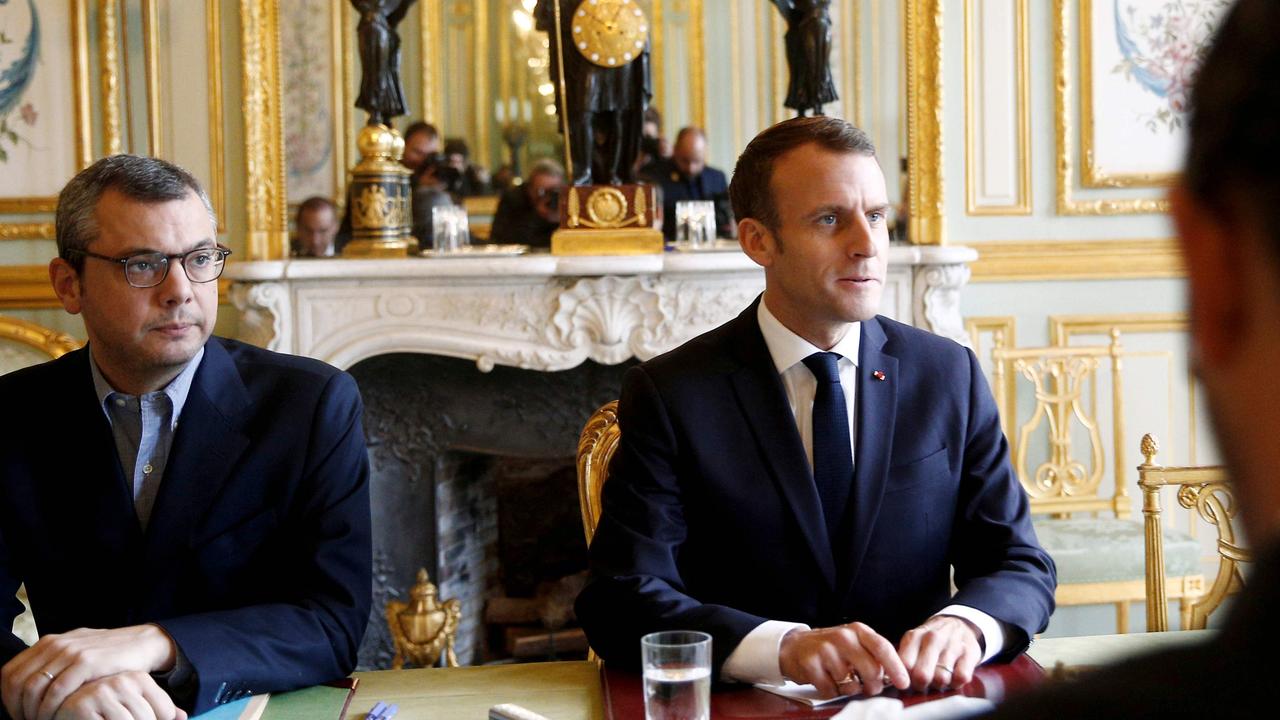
left=1054, top=0, right=1170, bottom=215
left=904, top=0, right=945, bottom=244
left=0, top=224, right=55, bottom=241
left=968, top=239, right=1183, bottom=282
left=472, top=0, right=490, bottom=166
left=964, top=0, right=1031, bottom=215
left=1078, top=0, right=1174, bottom=189
left=1049, top=313, right=1196, bottom=462
left=142, top=0, right=162, bottom=156
left=840, top=0, right=861, bottom=126
left=420, top=1, right=443, bottom=129
left=99, top=0, right=122, bottom=156
left=689, top=0, right=706, bottom=129
left=207, top=0, right=227, bottom=230
left=652, top=0, right=665, bottom=118
left=964, top=315, right=1017, bottom=424
left=240, top=0, right=289, bottom=260
left=729, top=1, right=742, bottom=151
left=0, top=266, right=59, bottom=309
left=0, top=0, right=90, bottom=217
left=754, top=0, right=767, bottom=127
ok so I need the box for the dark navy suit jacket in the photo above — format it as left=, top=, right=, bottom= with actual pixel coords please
left=0, top=338, right=372, bottom=715
left=575, top=301, right=1056, bottom=674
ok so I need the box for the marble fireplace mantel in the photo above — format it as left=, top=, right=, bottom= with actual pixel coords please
left=225, top=245, right=978, bottom=372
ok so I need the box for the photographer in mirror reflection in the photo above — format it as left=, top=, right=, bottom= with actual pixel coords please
left=490, top=159, right=566, bottom=250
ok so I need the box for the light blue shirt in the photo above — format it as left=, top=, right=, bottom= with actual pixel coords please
left=90, top=346, right=204, bottom=530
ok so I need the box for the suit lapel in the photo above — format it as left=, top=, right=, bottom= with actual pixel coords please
left=843, top=318, right=898, bottom=594
left=142, top=340, right=251, bottom=571
left=726, top=302, right=838, bottom=591
left=53, top=348, right=141, bottom=554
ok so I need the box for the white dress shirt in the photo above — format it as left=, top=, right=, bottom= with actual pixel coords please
left=719, top=300, right=1005, bottom=685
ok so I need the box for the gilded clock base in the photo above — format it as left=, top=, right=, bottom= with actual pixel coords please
left=341, top=238, right=412, bottom=258
left=551, top=227, right=664, bottom=256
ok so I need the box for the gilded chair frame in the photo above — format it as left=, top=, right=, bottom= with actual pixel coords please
left=577, top=400, right=621, bottom=546
left=1138, top=433, right=1249, bottom=632
left=0, top=315, right=81, bottom=359
left=991, top=330, right=1201, bottom=632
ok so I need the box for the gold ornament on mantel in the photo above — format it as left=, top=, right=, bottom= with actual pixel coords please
left=343, top=124, right=413, bottom=258
left=385, top=568, right=461, bottom=669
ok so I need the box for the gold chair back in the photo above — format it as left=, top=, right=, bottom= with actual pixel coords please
left=1138, top=433, right=1249, bottom=631
left=576, top=400, right=620, bottom=546
left=991, top=330, right=1130, bottom=518
left=0, top=315, right=81, bottom=374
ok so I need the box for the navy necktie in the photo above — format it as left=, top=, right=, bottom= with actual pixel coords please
left=802, top=352, right=854, bottom=545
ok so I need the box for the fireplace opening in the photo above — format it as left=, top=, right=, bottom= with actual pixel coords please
left=348, top=352, right=630, bottom=669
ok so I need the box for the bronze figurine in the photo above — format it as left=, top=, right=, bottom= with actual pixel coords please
left=351, top=0, right=418, bottom=127
left=773, top=0, right=839, bottom=117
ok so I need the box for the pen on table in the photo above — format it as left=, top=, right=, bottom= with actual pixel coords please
left=366, top=701, right=387, bottom=719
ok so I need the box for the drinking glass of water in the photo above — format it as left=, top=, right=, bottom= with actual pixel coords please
left=641, top=630, right=711, bottom=720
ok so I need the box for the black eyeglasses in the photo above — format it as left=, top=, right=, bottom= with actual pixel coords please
left=65, top=246, right=232, bottom=288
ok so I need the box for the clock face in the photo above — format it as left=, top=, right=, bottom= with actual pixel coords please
left=571, top=0, right=649, bottom=68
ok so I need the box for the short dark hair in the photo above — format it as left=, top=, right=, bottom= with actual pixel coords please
left=674, top=126, right=706, bottom=146
left=297, top=195, right=338, bottom=221
left=404, top=121, right=439, bottom=143
left=1184, top=0, right=1280, bottom=262
left=443, top=138, right=469, bottom=158
left=729, top=116, right=876, bottom=232
left=56, top=154, right=216, bottom=272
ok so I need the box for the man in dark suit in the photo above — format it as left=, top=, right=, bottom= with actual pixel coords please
left=644, top=127, right=733, bottom=241
left=576, top=116, right=1055, bottom=699
left=984, top=2, right=1280, bottom=716
left=0, top=155, right=371, bottom=720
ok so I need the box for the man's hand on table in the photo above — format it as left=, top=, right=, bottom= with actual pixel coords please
left=897, top=615, right=983, bottom=692
left=778, top=624, right=910, bottom=699
left=1, top=624, right=182, bottom=720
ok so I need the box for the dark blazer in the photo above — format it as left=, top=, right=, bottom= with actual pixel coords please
left=0, top=338, right=372, bottom=715
left=644, top=160, right=732, bottom=241
left=575, top=300, right=1056, bottom=674
left=982, top=542, right=1280, bottom=718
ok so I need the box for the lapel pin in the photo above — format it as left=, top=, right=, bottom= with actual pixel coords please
left=873, top=370, right=886, bottom=381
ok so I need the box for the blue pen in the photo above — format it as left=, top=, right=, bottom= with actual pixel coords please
left=381, top=704, right=399, bottom=720
left=367, top=701, right=388, bottom=719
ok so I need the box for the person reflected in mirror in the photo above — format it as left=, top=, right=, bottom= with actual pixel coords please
left=292, top=196, right=339, bottom=258
left=635, top=106, right=670, bottom=180
left=432, top=138, right=491, bottom=201
left=643, top=127, right=732, bottom=242
left=489, top=159, right=565, bottom=250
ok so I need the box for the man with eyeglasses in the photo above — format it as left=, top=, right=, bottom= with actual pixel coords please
left=0, top=155, right=372, bottom=720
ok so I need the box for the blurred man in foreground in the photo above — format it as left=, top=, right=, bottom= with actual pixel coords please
left=986, top=1, right=1280, bottom=715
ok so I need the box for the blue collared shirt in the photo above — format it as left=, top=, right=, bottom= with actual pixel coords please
left=90, top=346, right=204, bottom=530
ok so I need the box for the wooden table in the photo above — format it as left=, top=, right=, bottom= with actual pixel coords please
left=351, top=662, right=604, bottom=720
left=1028, top=630, right=1214, bottom=673
left=348, top=655, right=1043, bottom=720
